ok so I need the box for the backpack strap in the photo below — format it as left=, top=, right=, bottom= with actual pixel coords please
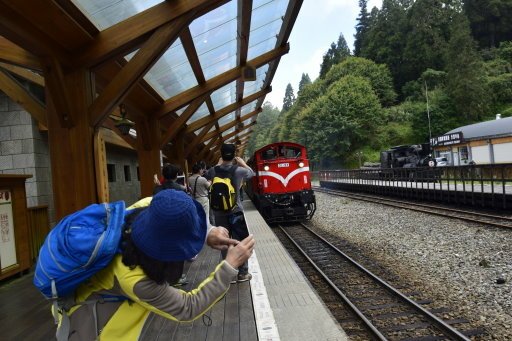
left=193, top=176, right=199, bottom=198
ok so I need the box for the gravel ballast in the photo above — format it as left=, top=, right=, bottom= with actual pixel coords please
left=309, top=192, right=512, bottom=340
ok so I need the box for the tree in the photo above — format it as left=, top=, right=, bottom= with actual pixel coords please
left=445, top=13, right=491, bottom=122
left=323, top=57, right=397, bottom=106
left=298, top=73, right=312, bottom=96
left=300, top=75, right=382, bottom=163
left=464, top=0, right=512, bottom=48
left=360, top=0, right=411, bottom=91
left=354, top=0, right=370, bottom=56
left=282, top=83, right=295, bottom=113
left=319, top=34, right=351, bottom=78
left=245, top=102, right=280, bottom=156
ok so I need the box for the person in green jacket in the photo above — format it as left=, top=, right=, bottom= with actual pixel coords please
left=64, top=189, right=255, bottom=340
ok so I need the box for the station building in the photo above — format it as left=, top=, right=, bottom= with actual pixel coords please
left=431, top=115, right=512, bottom=166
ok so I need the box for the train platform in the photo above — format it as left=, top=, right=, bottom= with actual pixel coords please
left=0, top=198, right=346, bottom=341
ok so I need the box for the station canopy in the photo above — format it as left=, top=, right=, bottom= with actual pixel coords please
left=0, top=0, right=301, bottom=159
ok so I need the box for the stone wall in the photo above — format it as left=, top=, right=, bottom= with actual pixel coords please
left=0, top=91, right=54, bottom=223
left=106, top=144, right=141, bottom=207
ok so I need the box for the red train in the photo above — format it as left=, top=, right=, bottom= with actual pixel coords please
left=246, top=142, right=316, bottom=223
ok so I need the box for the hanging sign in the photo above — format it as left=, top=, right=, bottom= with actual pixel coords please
left=430, top=131, right=464, bottom=147
left=0, top=190, right=17, bottom=270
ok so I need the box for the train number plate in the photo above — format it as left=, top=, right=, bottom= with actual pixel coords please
left=277, top=163, right=289, bottom=168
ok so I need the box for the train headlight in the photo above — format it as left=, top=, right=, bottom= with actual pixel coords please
left=264, top=165, right=270, bottom=171
left=299, top=162, right=304, bottom=167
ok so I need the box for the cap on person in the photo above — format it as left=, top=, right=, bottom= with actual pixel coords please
left=130, top=190, right=207, bottom=262
left=221, top=143, right=236, bottom=161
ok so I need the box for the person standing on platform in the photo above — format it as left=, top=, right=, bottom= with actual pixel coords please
left=63, top=190, right=255, bottom=341
left=153, top=163, right=186, bottom=194
left=189, top=162, right=211, bottom=225
left=205, top=143, right=255, bottom=283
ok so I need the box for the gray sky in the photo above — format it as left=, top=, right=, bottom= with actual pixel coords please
left=266, top=0, right=382, bottom=109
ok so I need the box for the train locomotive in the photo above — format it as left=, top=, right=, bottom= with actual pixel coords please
left=246, top=142, right=316, bottom=223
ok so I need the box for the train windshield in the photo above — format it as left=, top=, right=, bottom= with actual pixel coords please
left=260, top=145, right=302, bottom=160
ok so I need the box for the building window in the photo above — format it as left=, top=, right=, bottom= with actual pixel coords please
left=137, top=166, right=140, bottom=181
left=459, top=146, right=469, bottom=163
left=107, top=164, right=116, bottom=182
left=124, top=165, right=131, bottom=181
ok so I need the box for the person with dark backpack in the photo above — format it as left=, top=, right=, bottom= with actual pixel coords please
left=205, top=143, right=255, bottom=283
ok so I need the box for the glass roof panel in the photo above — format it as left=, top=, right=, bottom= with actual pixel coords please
left=186, top=102, right=210, bottom=125
left=126, top=40, right=198, bottom=100
left=71, top=0, right=163, bottom=30
left=190, top=2, right=238, bottom=81
left=208, top=126, right=217, bottom=133
left=240, top=100, right=258, bottom=116
left=222, top=127, right=235, bottom=137
left=219, top=113, right=236, bottom=127
left=247, top=0, right=287, bottom=60
left=211, top=82, right=237, bottom=111
left=243, top=64, right=269, bottom=98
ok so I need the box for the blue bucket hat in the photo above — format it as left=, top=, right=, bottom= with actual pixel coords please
left=131, top=190, right=207, bottom=262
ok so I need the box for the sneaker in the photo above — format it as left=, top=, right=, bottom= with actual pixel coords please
left=237, top=273, right=252, bottom=283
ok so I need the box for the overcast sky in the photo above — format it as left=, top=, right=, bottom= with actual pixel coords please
left=266, top=0, right=382, bottom=109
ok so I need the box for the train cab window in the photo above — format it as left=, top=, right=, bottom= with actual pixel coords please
left=261, top=148, right=276, bottom=160
left=278, top=146, right=301, bottom=158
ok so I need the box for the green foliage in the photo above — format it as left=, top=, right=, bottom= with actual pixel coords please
left=299, top=76, right=382, bottom=163
left=354, top=0, right=370, bottom=56
left=323, top=57, right=397, bottom=106
left=445, top=14, right=491, bottom=122
left=464, top=0, right=512, bottom=49
left=282, top=83, right=296, bottom=113
left=319, top=34, right=351, bottom=79
left=298, top=73, right=312, bottom=96
left=245, top=102, right=280, bottom=157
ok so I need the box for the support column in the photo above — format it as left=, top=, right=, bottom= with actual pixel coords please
left=45, top=68, right=97, bottom=219
left=136, top=117, right=162, bottom=198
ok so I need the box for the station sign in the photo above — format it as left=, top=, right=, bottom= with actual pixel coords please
left=430, top=132, right=464, bottom=147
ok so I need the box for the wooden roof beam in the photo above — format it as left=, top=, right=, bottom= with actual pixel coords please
left=155, top=44, right=289, bottom=117
left=74, top=0, right=228, bottom=69
left=0, top=2, right=71, bottom=65
left=235, top=0, right=252, bottom=120
left=186, top=87, right=271, bottom=133
left=216, top=121, right=256, bottom=142
left=0, top=68, right=47, bottom=127
left=0, top=37, right=41, bottom=71
left=184, top=121, right=216, bottom=157
left=89, top=14, right=192, bottom=128
left=159, top=93, right=208, bottom=148
left=0, top=62, right=44, bottom=86
left=200, top=108, right=261, bottom=143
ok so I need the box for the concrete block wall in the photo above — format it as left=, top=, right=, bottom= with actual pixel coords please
left=106, top=144, right=141, bottom=206
left=0, top=91, right=55, bottom=224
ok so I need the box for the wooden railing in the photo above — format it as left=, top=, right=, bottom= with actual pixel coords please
left=27, top=205, right=50, bottom=262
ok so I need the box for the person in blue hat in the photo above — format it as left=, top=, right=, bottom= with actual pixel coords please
left=64, top=189, right=255, bottom=340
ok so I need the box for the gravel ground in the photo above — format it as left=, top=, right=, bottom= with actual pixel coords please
left=309, top=192, right=512, bottom=340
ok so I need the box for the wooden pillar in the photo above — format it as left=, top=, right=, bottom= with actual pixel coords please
left=136, top=117, right=162, bottom=198
left=45, top=68, right=98, bottom=219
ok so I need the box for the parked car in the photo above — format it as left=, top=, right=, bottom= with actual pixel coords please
left=435, top=157, right=448, bottom=166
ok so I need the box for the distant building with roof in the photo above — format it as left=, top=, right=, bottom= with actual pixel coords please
left=430, top=115, right=512, bottom=165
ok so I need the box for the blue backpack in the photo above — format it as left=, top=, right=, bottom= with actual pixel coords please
left=33, top=201, right=126, bottom=299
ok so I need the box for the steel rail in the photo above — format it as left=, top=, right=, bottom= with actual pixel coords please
left=278, top=224, right=388, bottom=340
left=315, top=186, right=512, bottom=229
left=281, top=223, right=471, bottom=341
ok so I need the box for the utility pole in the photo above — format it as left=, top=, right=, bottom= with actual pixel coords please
left=425, top=80, right=432, bottom=143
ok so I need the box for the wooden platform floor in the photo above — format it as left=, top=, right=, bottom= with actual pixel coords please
left=0, top=246, right=257, bottom=341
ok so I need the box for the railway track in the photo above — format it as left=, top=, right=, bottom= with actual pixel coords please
left=277, top=223, right=482, bottom=340
left=314, top=186, right=512, bottom=229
